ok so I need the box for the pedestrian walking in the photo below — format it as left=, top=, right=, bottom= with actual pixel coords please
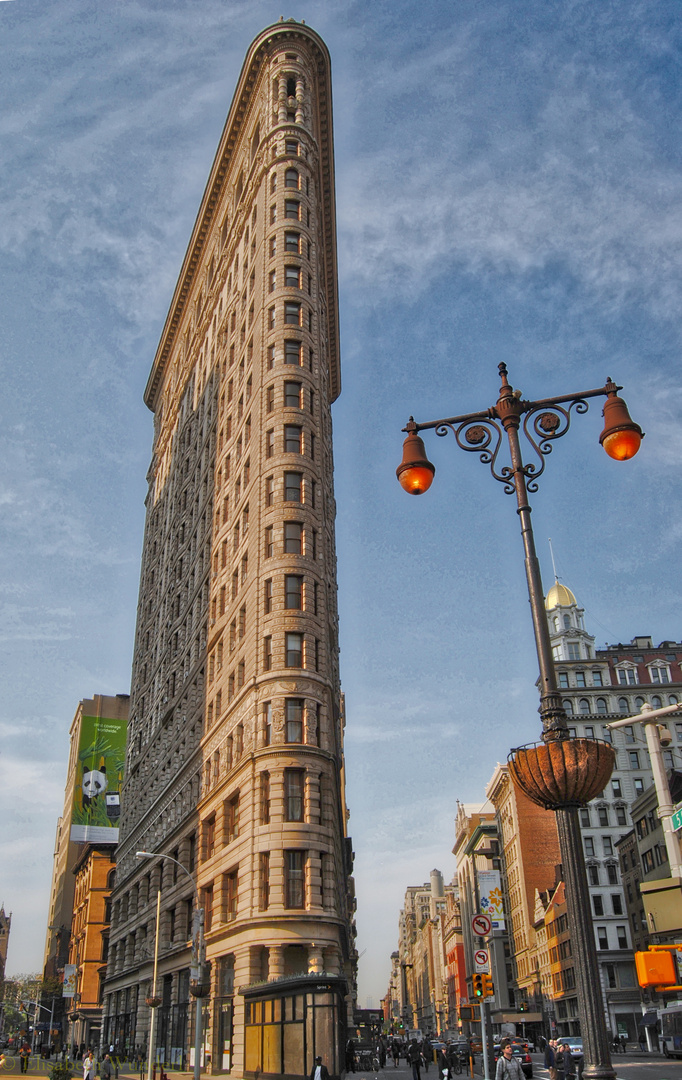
left=495, top=1044, right=524, bottom=1079
left=83, top=1050, right=96, bottom=1080
left=101, top=1054, right=115, bottom=1080
left=309, top=1055, right=329, bottom=1080
left=544, top=1039, right=557, bottom=1080
left=345, top=1039, right=356, bottom=1073
left=408, top=1039, right=421, bottom=1080
left=19, top=1045, right=30, bottom=1074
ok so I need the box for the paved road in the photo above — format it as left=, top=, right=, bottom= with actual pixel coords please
left=4, top=1052, right=682, bottom=1080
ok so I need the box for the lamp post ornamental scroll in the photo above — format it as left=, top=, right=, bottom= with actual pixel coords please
left=397, top=362, right=643, bottom=1080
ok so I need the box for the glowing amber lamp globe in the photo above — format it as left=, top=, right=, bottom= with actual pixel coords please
left=396, top=431, right=435, bottom=495
left=599, top=391, right=643, bottom=461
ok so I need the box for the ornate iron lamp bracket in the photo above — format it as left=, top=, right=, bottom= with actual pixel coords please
left=435, top=395, right=591, bottom=494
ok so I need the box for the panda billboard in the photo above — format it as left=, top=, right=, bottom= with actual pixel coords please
left=70, top=712, right=127, bottom=843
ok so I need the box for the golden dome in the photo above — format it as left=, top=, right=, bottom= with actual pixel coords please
left=545, top=581, right=577, bottom=610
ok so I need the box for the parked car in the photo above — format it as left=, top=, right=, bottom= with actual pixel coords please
left=494, top=1044, right=533, bottom=1078
left=560, top=1038, right=583, bottom=1065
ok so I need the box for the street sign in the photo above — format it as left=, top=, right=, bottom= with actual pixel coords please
left=471, top=913, right=492, bottom=937
left=474, top=949, right=490, bottom=973
left=671, top=805, right=682, bottom=832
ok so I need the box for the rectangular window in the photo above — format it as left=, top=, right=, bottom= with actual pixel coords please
left=580, top=808, right=590, bottom=827
left=284, top=471, right=302, bottom=502
left=226, top=795, right=239, bottom=842
left=284, top=301, right=301, bottom=325
left=259, top=852, right=270, bottom=911
left=266, top=475, right=275, bottom=506
left=285, top=698, right=303, bottom=743
left=612, top=778, right=622, bottom=797
left=284, top=381, right=302, bottom=408
left=616, top=925, right=628, bottom=949
left=597, top=927, right=608, bottom=950
left=598, top=806, right=609, bottom=826
left=266, top=429, right=275, bottom=458
left=270, top=204, right=276, bottom=224
left=265, top=526, right=274, bottom=557
left=264, top=579, right=273, bottom=614
left=286, top=632, right=303, bottom=667
left=593, top=895, right=604, bottom=916
left=284, top=425, right=302, bottom=453
left=285, top=769, right=304, bottom=821
left=263, top=636, right=272, bottom=671
left=269, top=269, right=276, bottom=293
left=624, top=725, right=635, bottom=743
left=263, top=702, right=272, bottom=747
left=284, top=200, right=300, bottom=220
left=576, top=672, right=586, bottom=687
left=592, top=670, right=603, bottom=686
left=285, top=339, right=302, bottom=365
left=285, top=575, right=302, bottom=610
left=603, top=836, right=613, bottom=856
left=568, top=643, right=581, bottom=660
left=619, top=668, right=637, bottom=685
left=285, top=231, right=300, bottom=253
left=268, top=306, right=276, bottom=329
left=588, top=865, right=599, bottom=885
left=559, top=672, right=569, bottom=688
left=634, top=777, right=644, bottom=795
left=285, top=265, right=301, bottom=288
left=260, top=771, right=270, bottom=824
left=628, top=750, right=640, bottom=768
left=285, top=850, right=305, bottom=908
left=284, top=521, right=302, bottom=554
left=267, top=343, right=276, bottom=369
left=225, top=871, right=238, bottom=922
left=612, top=894, right=623, bottom=915
left=616, top=806, right=627, bottom=826
left=266, top=385, right=275, bottom=412
left=269, top=236, right=276, bottom=258
left=204, top=884, right=214, bottom=931
left=584, top=837, right=595, bottom=857
left=205, top=816, right=216, bottom=859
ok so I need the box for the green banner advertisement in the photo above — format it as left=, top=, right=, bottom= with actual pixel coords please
left=69, top=713, right=127, bottom=843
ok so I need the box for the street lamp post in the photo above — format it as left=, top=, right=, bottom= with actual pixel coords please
left=397, top=362, right=643, bottom=1080
left=136, top=852, right=206, bottom=1080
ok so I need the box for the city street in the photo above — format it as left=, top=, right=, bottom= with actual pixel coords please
left=3, top=1053, right=682, bottom=1080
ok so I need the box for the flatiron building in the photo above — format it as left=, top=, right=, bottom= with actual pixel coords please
left=103, top=21, right=355, bottom=1078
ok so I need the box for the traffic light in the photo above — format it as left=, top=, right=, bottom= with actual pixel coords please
left=481, top=974, right=494, bottom=998
left=472, top=974, right=484, bottom=998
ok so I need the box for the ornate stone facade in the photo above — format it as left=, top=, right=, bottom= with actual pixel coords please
left=103, top=20, right=355, bottom=1078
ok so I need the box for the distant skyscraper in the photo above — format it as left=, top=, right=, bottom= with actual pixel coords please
left=103, top=21, right=355, bottom=1078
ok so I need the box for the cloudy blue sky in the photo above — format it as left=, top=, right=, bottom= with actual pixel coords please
left=1, top=0, right=681, bottom=1005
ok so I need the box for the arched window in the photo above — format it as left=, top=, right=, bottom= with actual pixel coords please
left=579, top=698, right=590, bottom=714
left=669, top=695, right=679, bottom=706
left=652, top=696, right=662, bottom=709
left=618, top=698, right=629, bottom=715
left=596, top=698, right=607, bottom=715
left=635, top=696, right=645, bottom=710
left=563, top=699, right=574, bottom=715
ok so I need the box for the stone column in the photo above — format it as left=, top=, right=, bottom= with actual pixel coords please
left=307, top=944, right=324, bottom=973
left=295, top=78, right=305, bottom=125
left=269, top=945, right=285, bottom=980
left=277, top=77, right=288, bottom=124
left=308, top=852, right=323, bottom=910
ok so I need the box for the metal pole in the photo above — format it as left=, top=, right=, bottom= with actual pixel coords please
left=194, top=997, right=202, bottom=1080
left=501, top=403, right=616, bottom=1080
left=147, top=891, right=161, bottom=1080
left=608, top=704, right=682, bottom=876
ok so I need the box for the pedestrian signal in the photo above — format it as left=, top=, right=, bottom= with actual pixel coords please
left=472, top=974, right=484, bottom=997
left=635, top=950, right=676, bottom=988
